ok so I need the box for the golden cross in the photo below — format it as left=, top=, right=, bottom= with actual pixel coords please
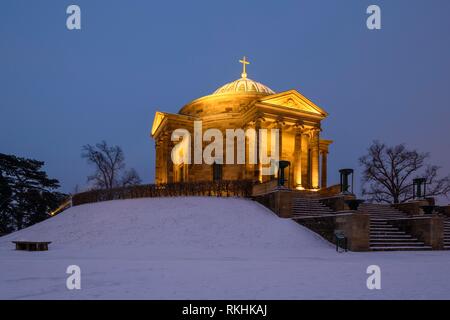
left=239, top=56, right=250, bottom=78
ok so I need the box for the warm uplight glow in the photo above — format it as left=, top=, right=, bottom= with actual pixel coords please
left=151, top=112, right=165, bottom=136
left=295, top=171, right=302, bottom=188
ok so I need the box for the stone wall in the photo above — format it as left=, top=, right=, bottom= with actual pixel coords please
left=318, top=184, right=341, bottom=197
left=294, top=212, right=370, bottom=251
left=392, top=200, right=429, bottom=216
left=389, top=216, right=444, bottom=250
left=252, top=180, right=278, bottom=196
left=253, top=189, right=295, bottom=218
left=438, top=205, right=450, bottom=217
left=319, top=194, right=356, bottom=212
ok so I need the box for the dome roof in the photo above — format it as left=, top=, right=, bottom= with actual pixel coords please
left=212, top=77, right=275, bottom=95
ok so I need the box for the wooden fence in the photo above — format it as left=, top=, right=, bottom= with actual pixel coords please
left=71, top=180, right=255, bottom=206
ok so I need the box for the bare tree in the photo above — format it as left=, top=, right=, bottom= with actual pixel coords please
left=121, top=168, right=142, bottom=187
left=359, top=141, right=450, bottom=203
left=82, top=141, right=141, bottom=190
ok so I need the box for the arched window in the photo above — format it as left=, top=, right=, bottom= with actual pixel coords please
left=213, top=163, right=223, bottom=181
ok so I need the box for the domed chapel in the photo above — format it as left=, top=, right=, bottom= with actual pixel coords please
left=151, top=57, right=332, bottom=190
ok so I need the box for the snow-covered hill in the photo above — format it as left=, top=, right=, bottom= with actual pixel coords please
left=0, top=197, right=330, bottom=258
left=1, top=197, right=450, bottom=299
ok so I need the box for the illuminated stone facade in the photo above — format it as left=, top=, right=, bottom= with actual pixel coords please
left=151, top=59, right=332, bottom=190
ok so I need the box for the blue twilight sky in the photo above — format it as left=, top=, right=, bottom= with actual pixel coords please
left=1, top=0, right=449, bottom=195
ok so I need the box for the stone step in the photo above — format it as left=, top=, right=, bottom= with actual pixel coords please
left=371, top=235, right=412, bottom=239
left=370, top=244, right=426, bottom=248
left=293, top=213, right=330, bottom=216
left=293, top=210, right=333, bottom=213
left=371, top=233, right=412, bottom=237
left=292, top=215, right=332, bottom=219
left=364, top=209, right=403, bottom=212
left=367, top=213, right=404, bottom=216
left=371, top=227, right=399, bottom=231
left=293, top=211, right=333, bottom=215
left=363, top=207, right=403, bottom=211
left=368, top=212, right=405, bottom=215
left=370, top=238, right=418, bottom=242
left=293, top=211, right=334, bottom=214
left=292, top=206, right=333, bottom=211
left=293, top=208, right=333, bottom=211
left=370, top=246, right=432, bottom=251
left=370, top=229, right=406, bottom=234
left=292, top=207, right=333, bottom=211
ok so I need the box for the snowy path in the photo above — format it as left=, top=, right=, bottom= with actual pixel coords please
left=1, top=197, right=449, bottom=299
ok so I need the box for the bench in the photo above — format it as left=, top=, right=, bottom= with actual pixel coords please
left=334, top=230, right=348, bottom=252
left=12, top=241, right=51, bottom=251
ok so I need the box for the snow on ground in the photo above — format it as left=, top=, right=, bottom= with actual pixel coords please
left=0, top=197, right=450, bottom=299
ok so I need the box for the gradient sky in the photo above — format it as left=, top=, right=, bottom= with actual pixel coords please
left=1, top=0, right=449, bottom=196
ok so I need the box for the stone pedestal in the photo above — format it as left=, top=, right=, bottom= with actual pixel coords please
left=253, top=189, right=294, bottom=218
left=393, top=200, right=430, bottom=216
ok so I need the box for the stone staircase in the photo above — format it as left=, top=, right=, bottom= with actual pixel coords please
left=291, top=199, right=442, bottom=251
left=360, top=203, right=431, bottom=251
left=292, top=197, right=334, bottom=218
left=359, top=203, right=407, bottom=220
left=444, top=218, right=450, bottom=250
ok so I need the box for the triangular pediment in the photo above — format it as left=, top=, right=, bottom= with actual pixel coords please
left=259, top=90, right=328, bottom=117
left=151, top=111, right=166, bottom=136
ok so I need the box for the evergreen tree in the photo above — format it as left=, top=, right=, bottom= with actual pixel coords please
left=0, top=153, right=66, bottom=233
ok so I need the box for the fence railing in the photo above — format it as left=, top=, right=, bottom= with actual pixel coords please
left=71, top=180, right=255, bottom=206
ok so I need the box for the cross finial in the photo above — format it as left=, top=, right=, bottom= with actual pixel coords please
left=239, top=56, right=250, bottom=78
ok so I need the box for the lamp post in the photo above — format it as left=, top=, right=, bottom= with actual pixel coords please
left=339, top=168, right=354, bottom=195
left=277, top=160, right=291, bottom=188
left=412, top=178, right=427, bottom=200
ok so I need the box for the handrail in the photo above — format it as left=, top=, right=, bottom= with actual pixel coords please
left=49, top=198, right=72, bottom=216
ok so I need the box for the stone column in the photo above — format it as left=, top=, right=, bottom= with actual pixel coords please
left=320, top=150, right=328, bottom=189
left=155, top=138, right=162, bottom=184
left=166, top=135, right=174, bottom=183
left=254, top=118, right=263, bottom=182
left=311, top=128, right=320, bottom=189
left=276, top=119, right=283, bottom=161
left=301, top=132, right=309, bottom=188
left=293, top=124, right=303, bottom=189
left=242, top=123, right=251, bottom=179
left=159, top=133, right=169, bottom=184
